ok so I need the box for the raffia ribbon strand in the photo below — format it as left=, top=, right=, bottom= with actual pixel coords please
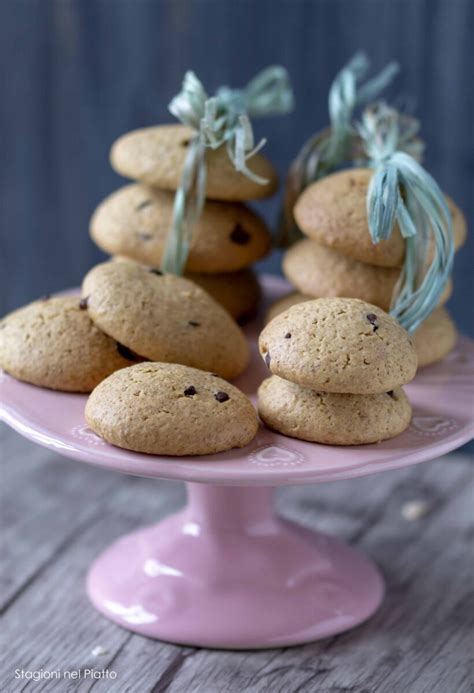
left=359, top=104, right=454, bottom=333
left=162, top=67, right=294, bottom=274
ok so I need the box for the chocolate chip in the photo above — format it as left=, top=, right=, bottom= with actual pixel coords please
left=136, top=199, right=152, bottom=211
left=214, top=391, right=230, bottom=403
left=230, top=224, right=251, bottom=245
left=237, top=311, right=256, bottom=326
left=138, top=232, right=153, bottom=241
left=181, top=138, right=191, bottom=147
left=116, top=343, right=140, bottom=361
left=149, top=268, right=162, bottom=275
left=366, top=313, right=379, bottom=332
left=79, top=296, right=89, bottom=310
left=264, top=352, right=271, bottom=368
left=184, top=386, right=197, bottom=397
left=285, top=332, right=292, bottom=339
left=188, top=320, right=200, bottom=327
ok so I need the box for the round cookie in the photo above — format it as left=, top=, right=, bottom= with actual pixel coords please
left=188, top=270, right=261, bottom=324
left=413, top=307, right=457, bottom=368
left=283, top=239, right=400, bottom=310
left=265, top=291, right=310, bottom=324
left=0, top=296, right=136, bottom=392
left=111, top=256, right=261, bottom=323
left=110, top=124, right=278, bottom=201
left=258, top=376, right=411, bottom=445
left=258, top=298, right=417, bottom=394
left=91, top=184, right=271, bottom=273
left=283, top=239, right=453, bottom=311
left=82, top=262, right=249, bottom=380
left=427, top=196, right=467, bottom=261
left=85, top=362, right=259, bottom=456
left=294, top=168, right=466, bottom=268
left=294, top=168, right=405, bottom=267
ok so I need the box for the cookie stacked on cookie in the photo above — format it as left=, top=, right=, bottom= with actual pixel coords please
left=90, top=124, right=279, bottom=323
left=258, top=298, right=417, bottom=445
left=273, top=168, right=466, bottom=366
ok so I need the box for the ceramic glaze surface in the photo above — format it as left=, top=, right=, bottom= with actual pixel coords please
left=1, top=276, right=473, bottom=486
left=87, top=484, right=384, bottom=647
left=1, top=276, right=473, bottom=647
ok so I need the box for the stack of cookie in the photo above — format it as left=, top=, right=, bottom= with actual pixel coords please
left=90, top=124, right=279, bottom=324
left=258, top=298, right=418, bottom=445
left=272, top=168, right=466, bottom=367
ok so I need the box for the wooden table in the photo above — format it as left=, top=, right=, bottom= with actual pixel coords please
left=1, top=424, right=472, bottom=693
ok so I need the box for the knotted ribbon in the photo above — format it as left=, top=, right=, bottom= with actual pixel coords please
left=359, top=104, right=454, bottom=333
left=161, top=67, right=294, bottom=274
left=279, top=53, right=399, bottom=244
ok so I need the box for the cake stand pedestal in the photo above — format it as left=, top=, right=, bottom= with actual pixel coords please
left=1, top=276, right=473, bottom=648
left=86, top=483, right=383, bottom=648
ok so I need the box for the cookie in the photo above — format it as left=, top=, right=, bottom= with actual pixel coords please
left=265, top=291, right=310, bottom=324
left=0, top=296, right=136, bottom=392
left=91, top=184, right=272, bottom=273
left=188, top=270, right=261, bottom=324
left=82, top=262, right=249, bottom=379
left=283, top=239, right=452, bottom=311
left=413, top=307, right=457, bottom=368
left=294, top=168, right=467, bottom=268
left=110, top=124, right=278, bottom=201
left=258, top=298, right=417, bottom=394
left=85, top=362, right=259, bottom=456
left=112, top=257, right=261, bottom=323
left=258, top=376, right=411, bottom=445
left=294, top=169, right=405, bottom=267
left=427, top=196, right=467, bottom=261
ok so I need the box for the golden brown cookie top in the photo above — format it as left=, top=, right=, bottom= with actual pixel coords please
left=85, top=362, right=259, bottom=456
left=0, top=296, right=134, bottom=392
left=90, top=184, right=271, bottom=273
left=283, top=238, right=400, bottom=310
left=82, top=262, right=249, bottom=380
left=110, top=124, right=278, bottom=201
left=259, top=297, right=417, bottom=394
left=294, top=168, right=406, bottom=267
left=258, top=376, right=411, bottom=445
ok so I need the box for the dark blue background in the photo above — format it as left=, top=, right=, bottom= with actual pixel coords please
left=1, top=0, right=473, bottom=337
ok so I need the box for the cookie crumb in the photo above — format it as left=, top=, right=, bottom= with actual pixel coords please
left=91, top=646, right=108, bottom=657
left=214, top=391, right=230, bottom=402
left=401, top=500, right=429, bottom=521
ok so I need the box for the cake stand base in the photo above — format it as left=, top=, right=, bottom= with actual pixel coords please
left=87, top=483, right=384, bottom=649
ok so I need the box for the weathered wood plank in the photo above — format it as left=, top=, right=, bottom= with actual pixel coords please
left=0, top=426, right=472, bottom=693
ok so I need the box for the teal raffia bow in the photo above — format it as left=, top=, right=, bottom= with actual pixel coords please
left=358, top=104, right=454, bottom=333
left=295, top=52, right=399, bottom=192
left=161, top=67, right=294, bottom=274
left=279, top=52, right=399, bottom=244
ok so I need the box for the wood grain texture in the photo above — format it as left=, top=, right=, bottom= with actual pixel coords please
left=0, top=0, right=473, bottom=338
left=0, top=424, right=472, bottom=692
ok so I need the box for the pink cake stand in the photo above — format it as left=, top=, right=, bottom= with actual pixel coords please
left=1, top=276, right=473, bottom=649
